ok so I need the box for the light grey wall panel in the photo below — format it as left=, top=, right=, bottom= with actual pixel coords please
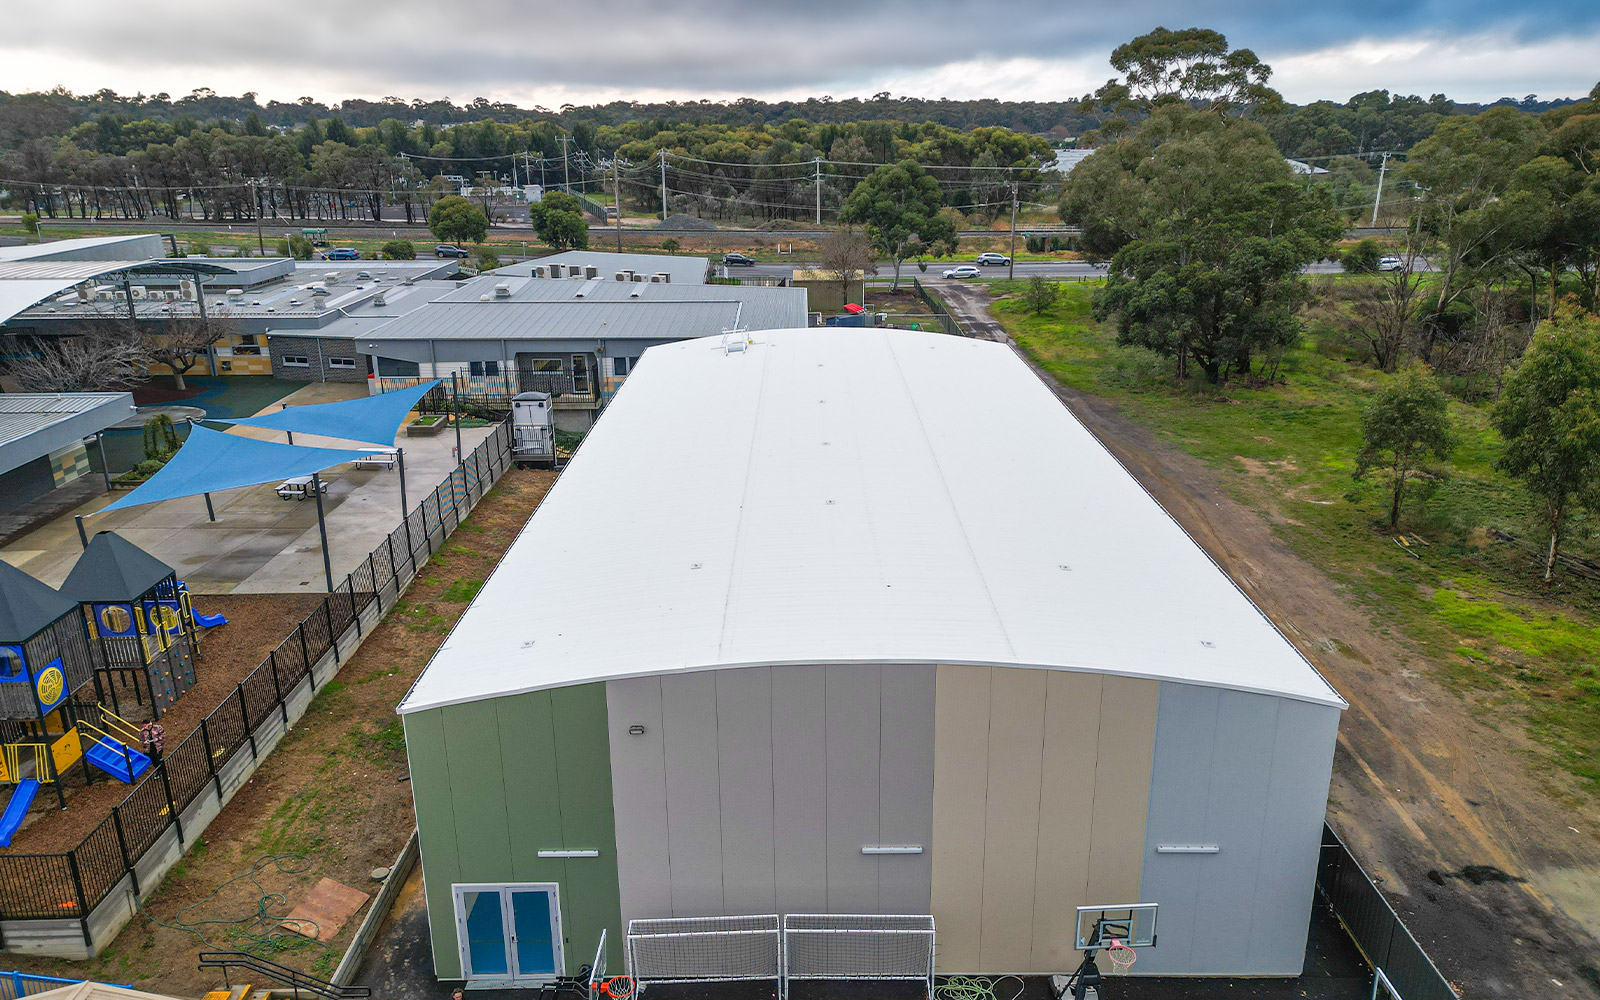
left=717, top=667, right=777, bottom=914
left=825, top=665, right=882, bottom=911
left=1139, top=683, right=1339, bottom=976
left=661, top=672, right=725, bottom=915
left=772, top=665, right=829, bottom=913
left=607, top=676, right=673, bottom=921
left=1248, top=699, right=1340, bottom=973
left=878, top=664, right=936, bottom=912
left=1137, top=684, right=1219, bottom=974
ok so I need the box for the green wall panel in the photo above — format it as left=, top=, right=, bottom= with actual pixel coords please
left=406, top=684, right=622, bottom=981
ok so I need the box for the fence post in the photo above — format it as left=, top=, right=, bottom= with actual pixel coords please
left=269, top=651, right=288, bottom=725
left=367, top=552, right=382, bottom=613
left=236, top=684, right=257, bottom=762
left=323, top=601, right=340, bottom=665
left=111, top=805, right=139, bottom=895
left=426, top=489, right=440, bottom=555
left=402, top=510, right=418, bottom=575
left=471, top=450, right=485, bottom=505
left=199, top=718, right=223, bottom=802
left=386, top=534, right=399, bottom=593
left=155, top=757, right=182, bottom=846
left=66, top=851, right=92, bottom=947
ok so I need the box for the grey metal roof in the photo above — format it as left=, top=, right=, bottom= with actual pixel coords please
left=0, top=392, right=137, bottom=475
left=0, top=234, right=166, bottom=263
left=0, top=560, right=78, bottom=642
left=363, top=300, right=747, bottom=342
left=0, top=261, right=158, bottom=281
left=498, top=251, right=709, bottom=285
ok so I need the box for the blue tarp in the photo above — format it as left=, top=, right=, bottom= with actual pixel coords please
left=98, top=424, right=376, bottom=514
left=211, top=380, right=441, bottom=447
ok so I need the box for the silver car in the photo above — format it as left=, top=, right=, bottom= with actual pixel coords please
left=942, top=265, right=981, bottom=279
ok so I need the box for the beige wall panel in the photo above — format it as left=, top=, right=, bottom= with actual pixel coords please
left=978, top=668, right=1048, bottom=972
left=930, top=665, right=992, bottom=973
left=1030, top=671, right=1104, bottom=970
left=1086, top=675, right=1159, bottom=903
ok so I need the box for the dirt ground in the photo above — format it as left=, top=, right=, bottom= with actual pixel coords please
left=21, top=469, right=556, bottom=995
left=3, top=593, right=326, bottom=854
left=939, top=281, right=1600, bottom=1000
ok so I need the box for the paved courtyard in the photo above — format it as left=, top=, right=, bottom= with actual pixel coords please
left=1, top=382, right=495, bottom=595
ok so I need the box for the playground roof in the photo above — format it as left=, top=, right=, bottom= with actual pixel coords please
left=59, top=532, right=176, bottom=604
left=95, top=424, right=377, bottom=515
left=400, top=328, right=1345, bottom=716
left=0, top=560, right=79, bottom=642
left=208, top=379, right=441, bottom=447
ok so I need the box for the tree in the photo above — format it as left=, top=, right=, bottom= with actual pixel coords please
left=1354, top=363, right=1455, bottom=528
left=144, top=314, right=231, bottom=390
left=818, top=227, right=876, bottom=281
left=1070, top=107, right=1341, bottom=382
left=1023, top=276, right=1060, bottom=316
left=428, top=194, right=489, bottom=246
left=1081, top=26, right=1280, bottom=119
left=381, top=239, right=417, bottom=260
left=1341, top=239, right=1383, bottom=273
left=529, top=191, right=588, bottom=250
left=840, top=160, right=956, bottom=290
left=284, top=234, right=314, bottom=260
left=1493, top=307, right=1600, bottom=581
left=5, top=327, right=146, bottom=392
left=661, top=238, right=682, bottom=255
left=142, top=413, right=180, bottom=461
left=20, top=212, right=39, bottom=239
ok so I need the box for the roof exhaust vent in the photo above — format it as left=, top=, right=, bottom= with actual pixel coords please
left=494, top=283, right=512, bottom=298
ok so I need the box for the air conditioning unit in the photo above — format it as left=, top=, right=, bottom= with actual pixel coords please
left=615, top=271, right=630, bottom=282
left=584, top=265, right=599, bottom=279
left=652, top=273, right=669, bottom=283
left=179, top=279, right=197, bottom=300
left=494, top=283, right=512, bottom=298
left=649, top=274, right=664, bottom=283
left=129, top=286, right=147, bottom=300
left=658, top=272, right=671, bottom=283
left=534, top=265, right=549, bottom=278
left=547, top=264, right=564, bottom=278
left=631, top=273, right=644, bottom=282
left=75, top=283, right=91, bottom=302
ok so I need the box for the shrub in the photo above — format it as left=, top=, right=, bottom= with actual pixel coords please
left=381, top=239, right=417, bottom=260
left=475, top=248, right=501, bottom=270
left=1342, top=238, right=1383, bottom=274
left=186, top=240, right=211, bottom=257
left=285, top=234, right=314, bottom=260
left=20, top=212, right=39, bottom=238
left=142, top=414, right=180, bottom=462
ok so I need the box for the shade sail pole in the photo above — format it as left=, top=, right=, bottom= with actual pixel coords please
left=397, top=448, right=409, bottom=518
left=311, top=472, right=334, bottom=593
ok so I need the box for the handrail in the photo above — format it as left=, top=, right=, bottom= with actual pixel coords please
left=197, top=952, right=372, bottom=998
left=97, top=707, right=143, bottom=746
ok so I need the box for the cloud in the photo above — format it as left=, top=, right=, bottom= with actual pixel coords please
left=0, top=1, right=1594, bottom=107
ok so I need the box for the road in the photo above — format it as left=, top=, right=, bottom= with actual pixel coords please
left=738, top=259, right=1403, bottom=280
left=937, top=281, right=1600, bottom=1000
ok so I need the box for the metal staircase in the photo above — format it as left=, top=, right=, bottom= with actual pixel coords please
left=197, top=952, right=371, bottom=999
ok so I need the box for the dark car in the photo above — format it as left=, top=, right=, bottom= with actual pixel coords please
left=327, top=247, right=360, bottom=260
left=723, top=252, right=757, bottom=267
left=435, top=244, right=470, bottom=258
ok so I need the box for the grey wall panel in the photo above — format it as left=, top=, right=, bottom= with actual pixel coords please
left=607, top=677, right=673, bottom=921
left=716, top=667, right=778, bottom=914
left=661, top=672, right=725, bottom=915
left=825, top=665, right=882, bottom=911
left=1137, top=684, right=1219, bottom=974
left=1248, top=699, right=1340, bottom=974
left=1139, top=683, right=1340, bottom=976
left=878, top=664, right=936, bottom=913
left=772, top=665, right=829, bottom=914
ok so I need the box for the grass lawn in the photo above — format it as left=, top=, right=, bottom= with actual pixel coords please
left=990, top=278, right=1600, bottom=792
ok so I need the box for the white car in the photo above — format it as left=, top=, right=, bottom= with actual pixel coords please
left=976, top=252, right=1011, bottom=266
left=942, top=265, right=981, bottom=279
left=1377, top=256, right=1404, bottom=272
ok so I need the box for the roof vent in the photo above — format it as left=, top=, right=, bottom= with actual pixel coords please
left=310, top=286, right=330, bottom=296
left=288, top=299, right=302, bottom=306
left=403, top=278, right=415, bottom=286
left=479, top=293, right=492, bottom=302
left=226, top=288, right=245, bottom=298
left=324, top=272, right=338, bottom=284
left=372, top=292, right=387, bottom=307
left=494, top=283, right=512, bottom=298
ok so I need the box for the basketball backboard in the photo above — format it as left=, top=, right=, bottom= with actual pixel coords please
left=1074, top=904, right=1158, bottom=950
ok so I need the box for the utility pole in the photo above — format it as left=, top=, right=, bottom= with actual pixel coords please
left=560, top=134, right=573, bottom=193
left=1370, top=152, right=1389, bottom=227
left=614, top=156, right=624, bottom=252
left=1007, top=183, right=1019, bottom=281
left=815, top=156, right=823, bottom=226
left=659, top=150, right=668, bottom=222
left=251, top=179, right=264, bottom=255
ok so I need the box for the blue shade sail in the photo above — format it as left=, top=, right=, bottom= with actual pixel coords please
left=209, top=379, right=440, bottom=447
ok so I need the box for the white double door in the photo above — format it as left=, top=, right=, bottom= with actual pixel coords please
left=453, top=882, right=563, bottom=985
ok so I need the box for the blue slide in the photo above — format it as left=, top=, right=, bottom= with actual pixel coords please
left=84, top=741, right=151, bottom=784
left=0, top=780, right=41, bottom=847
left=193, top=612, right=229, bottom=628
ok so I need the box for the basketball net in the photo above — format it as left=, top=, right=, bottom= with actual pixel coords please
left=1105, top=939, right=1137, bottom=975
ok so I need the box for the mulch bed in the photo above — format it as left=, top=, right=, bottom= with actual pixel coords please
left=3, top=593, right=326, bottom=854
left=129, top=384, right=204, bottom=405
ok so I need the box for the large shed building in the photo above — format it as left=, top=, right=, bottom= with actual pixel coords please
left=398, top=329, right=1345, bottom=988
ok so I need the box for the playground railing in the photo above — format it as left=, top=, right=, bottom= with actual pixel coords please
left=0, top=419, right=516, bottom=944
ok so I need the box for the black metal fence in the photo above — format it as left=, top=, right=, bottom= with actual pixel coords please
left=0, top=421, right=515, bottom=944
left=910, top=278, right=966, bottom=337
left=1318, top=823, right=1456, bottom=1000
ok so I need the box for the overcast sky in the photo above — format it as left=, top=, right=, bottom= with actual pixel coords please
left=2, top=1, right=1595, bottom=109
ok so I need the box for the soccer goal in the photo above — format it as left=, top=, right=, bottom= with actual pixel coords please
left=625, top=914, right=782, bottom=991
left=781, top=914, right=936, bottom=998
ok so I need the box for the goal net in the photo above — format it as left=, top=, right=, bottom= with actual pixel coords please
left=782, top=914, right=935, bottom=996
left=626, top=915, right=781, bottom=986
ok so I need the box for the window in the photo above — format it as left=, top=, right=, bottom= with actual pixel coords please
left=239, top=334, right=258, bottom=346
left=469, top=360, right=501, bottom=377
left=282, top=355, right=309, bottom=367
left=377, top=356, right=420, bottom=377
left=329, top=357, right=358, bottom=369
left=613, top=356, right=638, bottom=377
left=219, top=360, right=233, bottom=372
left=0, top=645, right=24, bottom=683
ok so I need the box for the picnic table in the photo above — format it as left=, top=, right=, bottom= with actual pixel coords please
left=275, top=476, right=330, bottom=501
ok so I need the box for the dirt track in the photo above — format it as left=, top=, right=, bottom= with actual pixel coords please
left=939, top=280, right=1600, bottom=1000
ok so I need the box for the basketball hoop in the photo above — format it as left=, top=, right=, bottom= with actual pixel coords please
left=1104, top=940, right=1137, bottom=975
left=600, top=975, right=637, bottom=999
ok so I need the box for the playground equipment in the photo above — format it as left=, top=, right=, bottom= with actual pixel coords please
left=61, top=533, right=199, bottom=720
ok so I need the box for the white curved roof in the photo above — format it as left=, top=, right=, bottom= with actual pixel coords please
left=399, top=328, right=1344, bottom=714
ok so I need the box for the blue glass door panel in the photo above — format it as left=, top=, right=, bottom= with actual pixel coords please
left=462, top=889, right=510, bottom=977
left=511, top=889, right=557, bottom=976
